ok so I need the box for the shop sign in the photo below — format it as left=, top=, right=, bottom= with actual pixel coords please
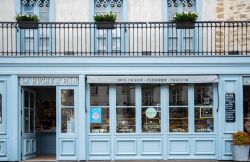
left=87, top=75, right=219, bottom=84
left=145, top=107, right=157, bottom=118
left=90, top=107, right=102, bottom=123
left=20, top=77, right=79, bottom=86
left=225, top=92, right=235, bottom=123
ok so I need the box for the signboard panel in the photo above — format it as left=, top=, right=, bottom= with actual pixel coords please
left=225, top=93, right=235, bottom=123
left=87, top=75, right=219, bottom=84
left=20, top=77, right=79, bottom=86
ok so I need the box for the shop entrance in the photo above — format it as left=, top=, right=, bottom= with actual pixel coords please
left=244, top=86, right=250, bottom=132
left=21, top=87, right=56, bottom=161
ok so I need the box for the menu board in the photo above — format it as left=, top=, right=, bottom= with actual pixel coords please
left=225, top=93, right=235, bottom=123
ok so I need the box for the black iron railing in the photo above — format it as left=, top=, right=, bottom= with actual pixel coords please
left=0, top=21, right=249, bottom=56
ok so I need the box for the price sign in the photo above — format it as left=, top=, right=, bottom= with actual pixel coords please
left=225, top=93, right=235, bottom=123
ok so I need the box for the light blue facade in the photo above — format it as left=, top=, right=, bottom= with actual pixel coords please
left=0, top=0, right=249, bottom=161
left=0, top=56, right=249, bottom=161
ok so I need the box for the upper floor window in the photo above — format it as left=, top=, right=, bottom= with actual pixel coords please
left=20, top=0, right=51, bottom=53
left=167, top=0, right=196, bottom=53
left=94, top=0, right=123, bottom=53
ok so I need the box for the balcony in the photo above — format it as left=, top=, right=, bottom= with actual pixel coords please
left=0, top=21, right=249, bottom=56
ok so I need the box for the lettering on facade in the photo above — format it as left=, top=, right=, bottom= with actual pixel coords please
left=225, top=92, right=236, bottom=123
left=87, top=76, right=219, bottom=84
left=20, top=77, right=79, bottom=86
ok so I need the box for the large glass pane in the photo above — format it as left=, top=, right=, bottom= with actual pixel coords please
left=90, top=84, right=109, bottom=106
left=30, top=109, right=34, bottom=133
left=116, top=85, right=135, bottom=133
left=194, top=84, right=214, bottom=132
left=169, top=84, right=188, bottom=132
left=61, top=89, right=74, bottom=106
left=24, top=91, right=29, bottom=107
left=61, top=89, right=75, bottom=133
left=90, top=84, right=110, bottom=133
left=24, top=108, right=29, bottom=133
left=141, top=85, right=161, bottom=133
left=61, top=108, right=74, bottom=133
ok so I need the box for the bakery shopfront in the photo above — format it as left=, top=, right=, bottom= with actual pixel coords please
left=86, top=75, right=219, bottom=160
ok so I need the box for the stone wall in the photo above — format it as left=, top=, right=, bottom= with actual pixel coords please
left=216, top=0, right=250, bottom=54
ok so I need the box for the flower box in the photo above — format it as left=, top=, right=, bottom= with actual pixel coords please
left=95, top=22, right=116, bottom=29
left=176, top=21, right=195, bottom=29
left=18, top=21, right=39, bottom=29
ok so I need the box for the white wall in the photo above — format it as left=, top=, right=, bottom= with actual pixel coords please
left=0, top=0, right=16, bottom=21
left=55, top=0, right=90, bottom=22
left=128, top=0, right=163, bottom=22
left=201, top=0, right=217, bottom=21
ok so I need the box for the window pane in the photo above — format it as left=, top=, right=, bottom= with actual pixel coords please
left=24, top=108, right=29, bottom=133
left=116, top=85, right=135, bottom=106
left=169, top=84, right=188, bottom=132
left=61, top=108, right=74, bottom=133
left=142, top=84, right=160, bottom=106
left=169, top=84, right=188, bottom=106
left=194, top=84, right=214, bottom=132
left=24, top=91, right=29, bottom=107
left=61, top=89, right=74, bottom=106
left=116, top=107, right=135, bottom=133
left=90, top=107, right=109, bottom=133
left=90, top=84, right=110, bottom=133
left=90, top=84, right=109, bottom=106
left=116, top=85, right=135, bottom=133
left=30, top=109, right=34, bottom=133
left=141, top=85, right=161, bottom=133
left=61, top=89, right=75, bottom=133
left=244, top=86, right=250, bottom=132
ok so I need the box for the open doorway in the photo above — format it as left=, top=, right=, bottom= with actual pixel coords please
left=22, top=86, right=56, bottom=161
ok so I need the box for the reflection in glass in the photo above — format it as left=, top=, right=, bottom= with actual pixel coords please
left=90, top=84, right=109, bottom=106
left=61, top=89, right=75, bottom=133
left=90, top=84, right=110, bottom=133
left=30, top=109, right=34, bottom=133
left=141, top=85, right=161, bottom=133
left=116, top=85, right=135, bottom=133
left=61, top=108, right=74, bottom=133
left=169, top=84, right=188, bottom=132
left=194, top=84, right=214, bottom=132
left=24, top=109, right=29, bottom=133
left=61, top=89, right=74, bottom=106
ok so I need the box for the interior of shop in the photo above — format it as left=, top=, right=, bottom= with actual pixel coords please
left=24, top=87, right=56, bottom=161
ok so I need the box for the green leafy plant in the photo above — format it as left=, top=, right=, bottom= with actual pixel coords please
left=173, top=11, right=198, bottom=23
left=93, top=12, right=117, bottom=22
left=232, top=131, right=250, bottom=145
left=15, top=13, right=39, bottom=22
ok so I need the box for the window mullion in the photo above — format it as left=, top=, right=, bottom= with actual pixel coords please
left=189, top=84, right=195, bottom=133
left=136, top=84, right=141, bottom=134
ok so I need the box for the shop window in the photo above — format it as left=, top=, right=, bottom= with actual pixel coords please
left=116, top=85, right=136, bottom=133
left=141, top=84, right=161, bottom=133
left=90, top=84, right=110, bottom=133
left=61, top=89, right=75, bottom=133
left=169, top=84, right=188, bottom=132
left=24, top=90, right=35, bottom=133
left=194, top=84, right=214, bottom=132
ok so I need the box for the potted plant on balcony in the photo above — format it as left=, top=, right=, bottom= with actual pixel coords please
left=94, top=12, right=117, bottom=29
left=173, top=11, right=198, bottom=29
left=15, top=13, right=39, bottom=29
left=232, top=131, right=250, bottom=161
